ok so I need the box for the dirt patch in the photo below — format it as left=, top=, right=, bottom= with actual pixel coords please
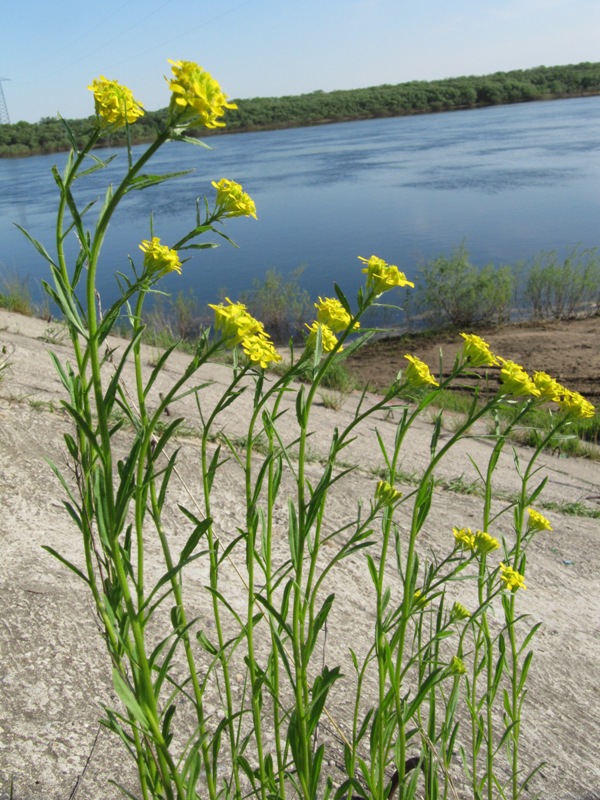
left=346, top=316, right=600, bottom=400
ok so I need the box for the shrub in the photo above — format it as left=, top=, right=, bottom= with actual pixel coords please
left=0, top=273, right=35, bottom=316
left=143, top=290, right=208, bottom=344
left=524, top=246, right=600, bottom=319
left=417, top=243, right=515, bottom=328
left=239, top=267, right=313, bottom=342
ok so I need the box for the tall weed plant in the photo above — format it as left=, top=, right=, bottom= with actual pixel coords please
left=22, top=61, right=596, bottom=800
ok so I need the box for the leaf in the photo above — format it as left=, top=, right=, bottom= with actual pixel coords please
left=518, top=651, right=535, bottom=693
left=169, top=132, right=212, bottom=149
left=180, top=518, right=212, bottom=562
left=57, top=115, right=80, bottom=155
left=308, top=666, right=342, bottom=735
left=76, top=153, right=118, bottom=178
left=402, top=668, right=444, bottom=722
left=13, top=224, right=58, bottom=268
left=125, top=170, right=193, bottom=192
left=305, top=593, right=335, bottom=658
left=60, top=401, right=100, bottom=451
left=42, top=546, right=89, bottom=584
left=255, top=594, right=293, bottom=639
left=178, top=242, right=219, bottom=251
left=519, top=621, right=542, bottom=655
left=111, top=669, right=149, bottom=730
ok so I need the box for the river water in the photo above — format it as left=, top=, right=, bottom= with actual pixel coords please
left=1, top=95, right=600, bottom=310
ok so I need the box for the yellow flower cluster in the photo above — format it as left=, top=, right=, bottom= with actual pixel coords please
left=458, top=333, right=595, bottom=419
left=559, top=388, right=595, bottom=419
left=315, top=297, right=358, bottom=334
left=532, top=371, right=563, bottom=402
left=167, top=59, right=237, bottom=128
left=498, top=359, right=595, bottom=418
left=403, top=354, right=439, bottom=388
left=448, top=655, right=467, bottom=675
left=499, top=563, right=527, bottom=592
left=304, top=296, right=361, bottom=354
left=375, top=480, right=402, bottom=507
left=241, top=334, right=282, bottom=369
left=358, top=255, right=414, bottom=297
left=498, top=358, right=539, bottom=397
left=450, top=601, right=471, bottom=622
left=528, top=507, right=552, bottom=532
left=209, top=298, right=281, bottom=369
left=460, top=333, right=499, bottom=367
left=453, top=527, right=500, bottom=556
left=88, top=77, right=144, bottom=128
left=139, top=237, right=181, bottom=276
left=212, top=179, right=257, bottom=219
left=305, top=321, right=341, bottom=353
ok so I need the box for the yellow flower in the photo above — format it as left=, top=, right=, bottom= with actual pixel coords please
left=88, top=76, right=144, bottom=128
left=209, top=298, right=264, bottom=345
left=315, top=297, right=358, bottom=334
left=450, top=601, right=471, bottom=622
left=241, top=334, right=282, bottom=369
left=460, top=333, right=499, bottom=367
left=358, top=255, right=414, bottom=297
left=527, top=508, right=552, bottom=532
left=499, top=563, right=527, bottom=592
left=473, top=530, right=500, bottom=556
left=497, top=358, right=540, bottom=398
left=453, top=527, right=499, bottom=556
left=533, top=371, right=563, bottom=403
left=305, top=321, right=341, bottom=353
left=139, top=237, right=181, bottom=276
left=453, top=526, right=476, bottom=551
left=413, top=589, right=429, bottom=609
left=448, top=656, right=467, bottom=675
left=212, top=178, right=257, bottom=219
left=375, top=480, right=402, bottom=507
left=558, top=388, right=595, bottom=419
left=167, top=59, right=237, bottom=128
left=403, top=354, right=439, bottom=388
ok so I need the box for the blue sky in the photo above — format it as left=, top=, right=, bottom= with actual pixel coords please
left=3, top=0, right=599, bottom=123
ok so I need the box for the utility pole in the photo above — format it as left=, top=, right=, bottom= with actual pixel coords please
left=0, top=78, right=10, bottom=124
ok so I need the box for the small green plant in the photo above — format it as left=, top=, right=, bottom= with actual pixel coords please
left=39, top=321, right=69, bottom=345
left=525, top=246, right=600, bottom=319
left=318, top=388, right=347, bottom=410
left=0, top=273, right=35, bottom=316
left=22, top=61, right=597, bottom=800
left=417, top=243, right=515, bottom=328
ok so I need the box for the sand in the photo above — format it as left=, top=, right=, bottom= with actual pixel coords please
left=1, top=308, right=599, bottom=800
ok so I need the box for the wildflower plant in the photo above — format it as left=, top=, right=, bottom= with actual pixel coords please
left=24, top=60, right=595, bottom=800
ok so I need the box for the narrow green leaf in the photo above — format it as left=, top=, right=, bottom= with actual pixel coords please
left=14, top=224, right=58, bottom=267
left=111, top=669, right=149, bottom=730
left=125, top=170, right=193, bottom=192
left=42, top=546, right=89, bottom=584
left=517, top=650, right=535, bottom=693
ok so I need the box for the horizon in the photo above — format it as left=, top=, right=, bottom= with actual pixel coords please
left=3, top=0, right=600, bottom=125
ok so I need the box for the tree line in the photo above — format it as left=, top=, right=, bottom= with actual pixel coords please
left=2, top=62, right=600, bottom=157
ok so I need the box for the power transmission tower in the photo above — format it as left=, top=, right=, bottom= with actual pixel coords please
left=0, top=78, right=10, bottom=124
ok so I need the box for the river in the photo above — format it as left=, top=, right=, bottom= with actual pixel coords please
left=1, top=95, right=600, bottom=312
